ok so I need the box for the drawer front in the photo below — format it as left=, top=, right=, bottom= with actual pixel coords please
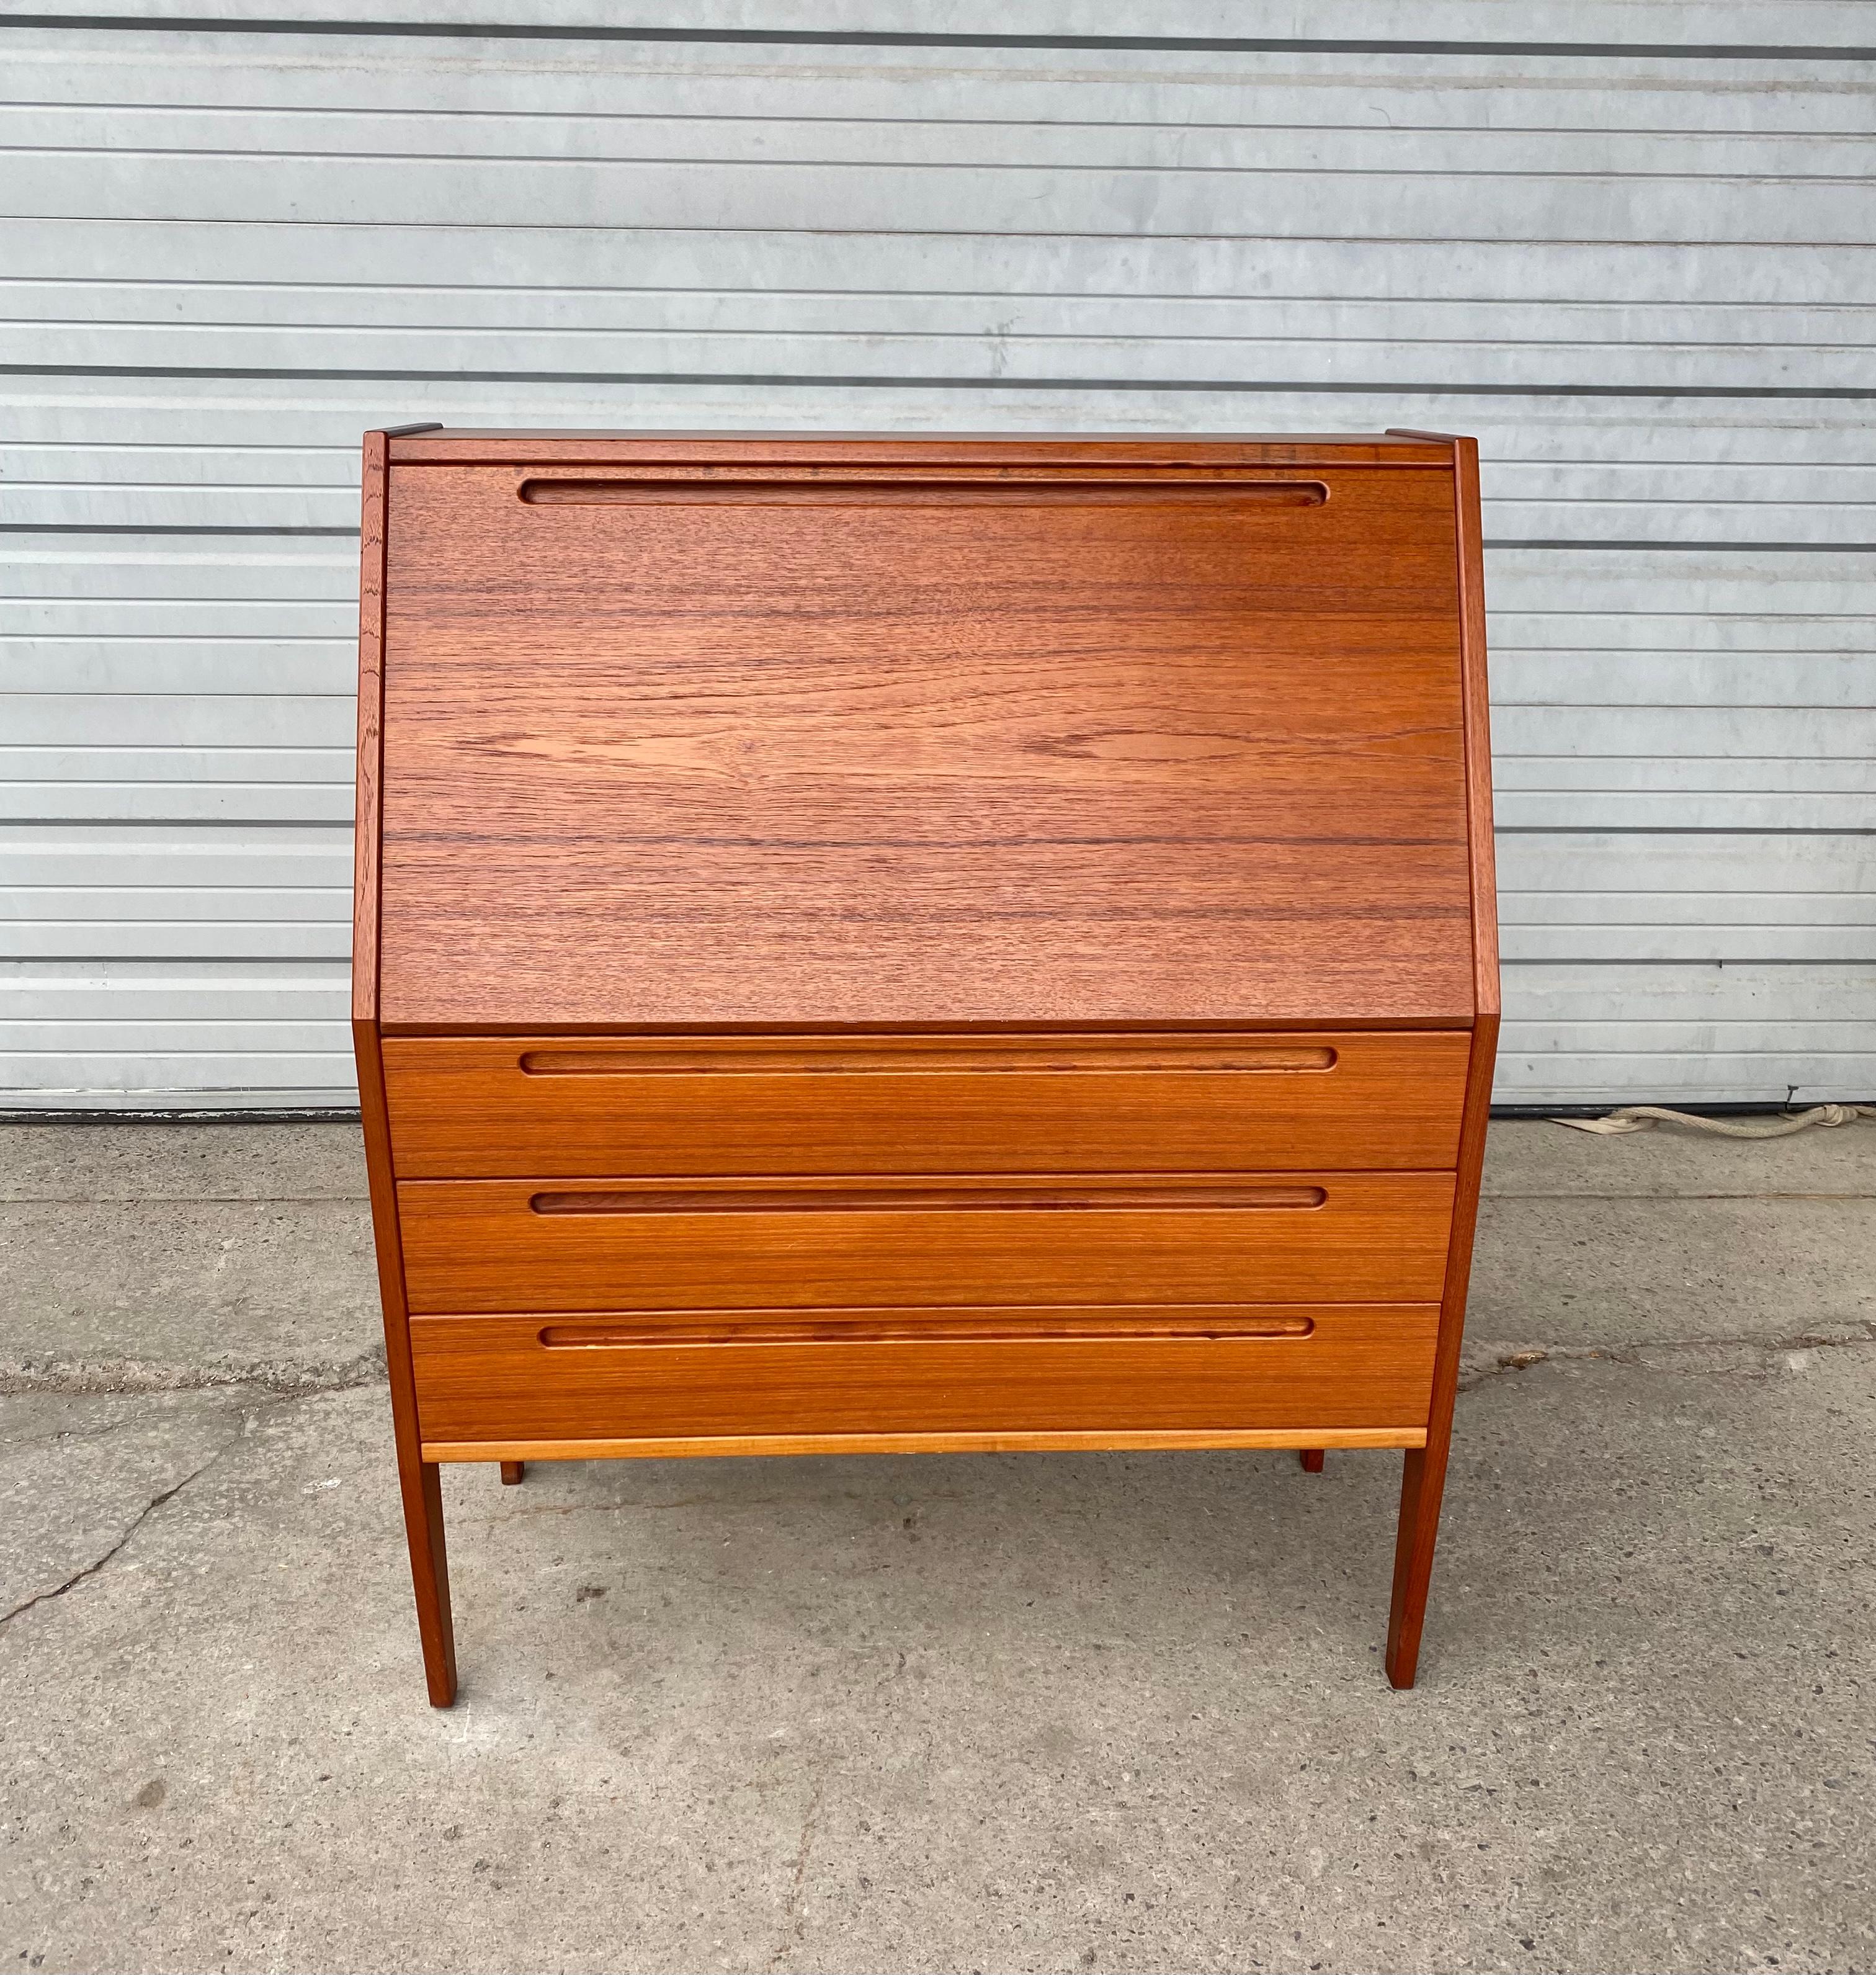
left=409, top=1305, right=1442, bottom=1443
left=395, top=1172, right=1455, bottom=1312
left=380, top=461, right=1472, bottom=1031
left=382, top=1031, right=1470, bottom=1177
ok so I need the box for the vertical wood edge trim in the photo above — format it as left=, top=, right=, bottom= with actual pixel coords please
left=353, top=1018, right=424, bottom=1464
left=352, top=431, right=388, bottom=1026
left=1414, top=434, right=1498, bottom=1449
left=1426, top=434, right=1499, bottom=1434
left=348, top=431, right=419, bottom=1448
left=1454, top=436, right=1501, bottom=1022
left=1431, top=1010, right=1499, bottom=1440
left=351, top=432, right=409, bottom=1428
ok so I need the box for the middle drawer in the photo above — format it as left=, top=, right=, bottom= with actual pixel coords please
left=396, top=1171, right=1455, bottom=1313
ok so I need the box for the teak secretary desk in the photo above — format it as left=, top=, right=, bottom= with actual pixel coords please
left=352, top=428, right=1499, bottom=1705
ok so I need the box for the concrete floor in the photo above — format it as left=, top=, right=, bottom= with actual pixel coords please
left=1, top=1118, right=1872, bottom=1975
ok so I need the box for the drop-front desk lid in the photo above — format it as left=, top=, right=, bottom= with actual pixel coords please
left=370, top=433, right=1484, bottom=1030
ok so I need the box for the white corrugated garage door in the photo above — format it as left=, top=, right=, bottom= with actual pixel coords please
left=4, top=2, right=1871, bottom=1109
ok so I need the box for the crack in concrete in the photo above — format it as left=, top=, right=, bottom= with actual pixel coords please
left=7, top=1325, right=1868, bottom=1417
left=770, top=1777, right=825, bottom=1969
left=1460, top=1325, right=1876, bottom=1390
left=0, top=1355, right=385, bottom=1399
left=0, top=1444, right=231, bottom=1633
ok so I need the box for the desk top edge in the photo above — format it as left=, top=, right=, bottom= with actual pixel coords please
left=382, top=429, right=1458, bottom=467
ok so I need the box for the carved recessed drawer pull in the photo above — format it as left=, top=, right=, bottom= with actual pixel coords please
left=515, top=1043, right=1339, bottom=1077
left=518, top=470, right=1329, bottom=507
left=527, top=1184, right=1329, bottom=1217
left=537, top=1315, right=1318, bottom=1349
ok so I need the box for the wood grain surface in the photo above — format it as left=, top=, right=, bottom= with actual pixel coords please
left=394, top=1170, right=1455, bottom=1312
left=351, top=433, right=388, bottom=1026
left=377, top=446, right=1469, bottom=1027
left=408, top=1304, right=1441, bottom=1442
left=381, top=1029, right=1470, bottom=1176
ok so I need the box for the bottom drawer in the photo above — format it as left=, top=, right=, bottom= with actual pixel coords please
left=409, top=1305, right=1440, bottom=1449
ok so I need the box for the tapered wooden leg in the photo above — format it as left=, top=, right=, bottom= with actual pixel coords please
left=1298, top=1449, right=1324, bottom=1473
left=500, top=1461, right=525, bottom=1486
left=396, top=1457, right=458, bottom=1707
left=1384, top=1442, right=1450, bottom=1690
left=1383, top=987, right=1498, bottom=1689
left=357, top=1016, right=459, bottom=1708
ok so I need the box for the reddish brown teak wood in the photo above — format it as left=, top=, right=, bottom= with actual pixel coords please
left=351, top=429, right=1498, bottom=1705
left=1381, top=429, right=1501, bottom=1691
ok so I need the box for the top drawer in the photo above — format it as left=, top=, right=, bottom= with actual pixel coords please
left=381, top=1031, right=1469, bottom=1177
